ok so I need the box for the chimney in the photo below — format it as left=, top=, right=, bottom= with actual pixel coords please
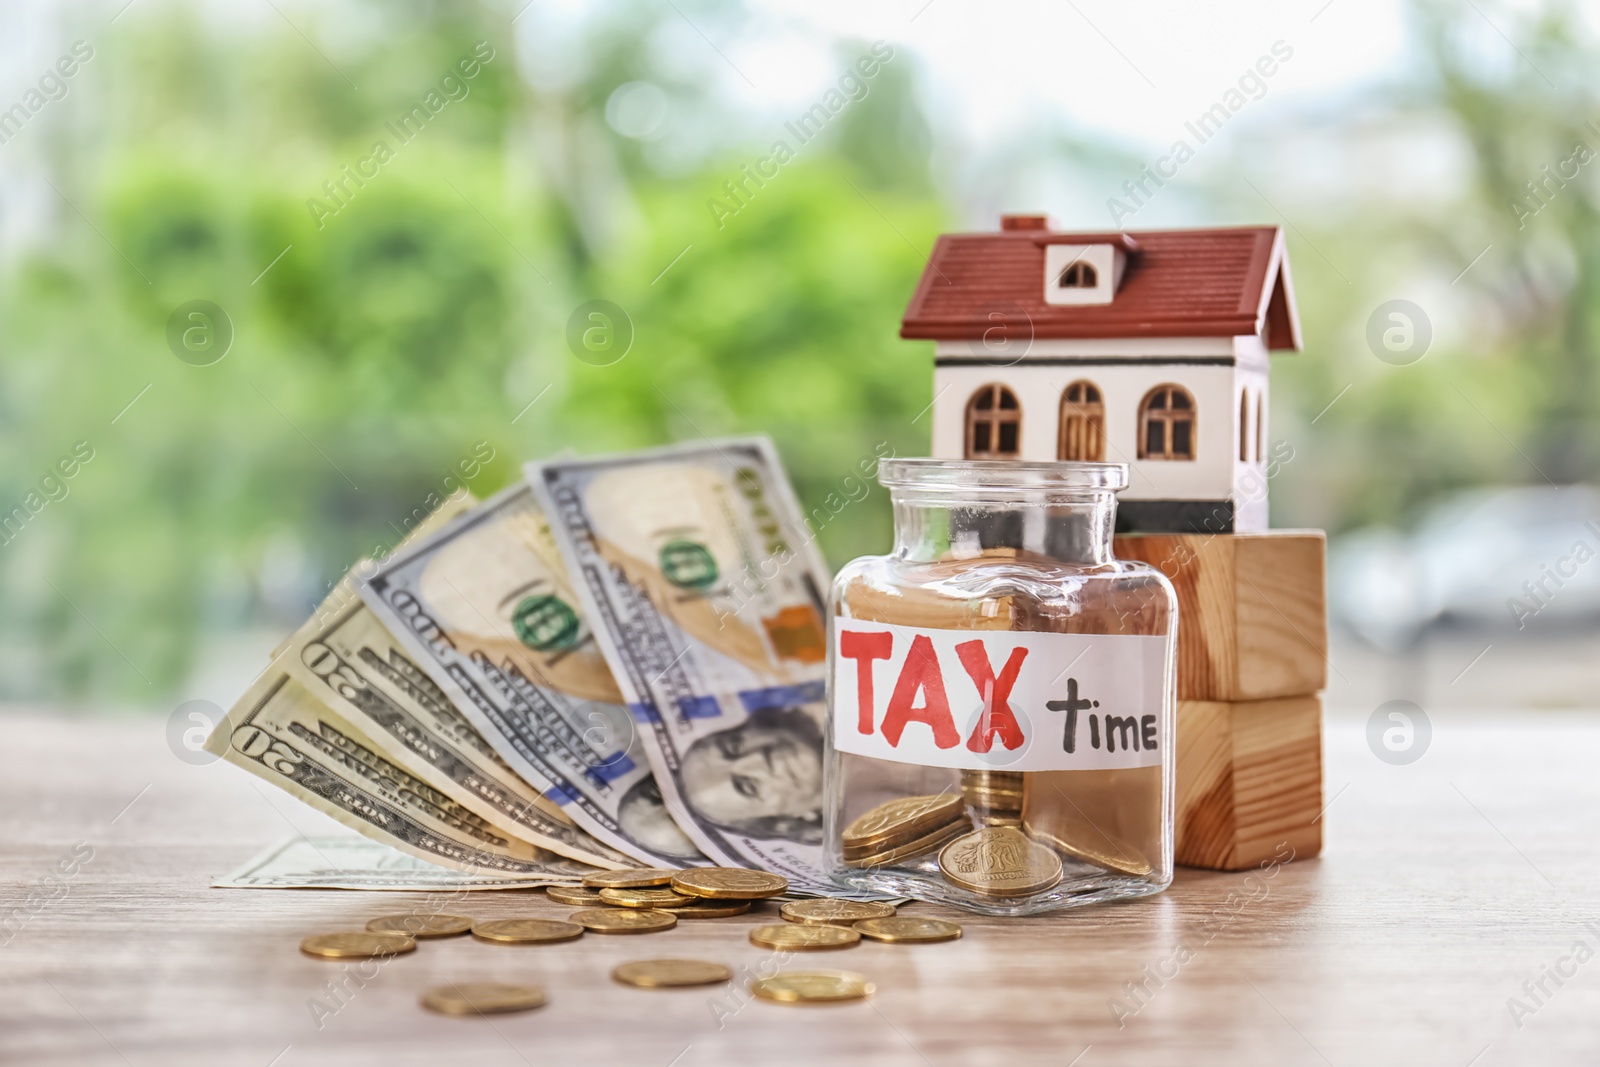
left=1000, top=213, right=1051, bottom=232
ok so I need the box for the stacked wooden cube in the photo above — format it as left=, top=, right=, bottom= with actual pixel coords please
left=1113, top=531, right=1326, bottom=870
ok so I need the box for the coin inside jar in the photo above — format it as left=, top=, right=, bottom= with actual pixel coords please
left=420, top=982, right=547, bottom=1016
left=612, top=959, right=733, bottom=988
left=843, top=817, right=971, bottom=868
left=938, top=826, right=1063, bottom=897
left=364, top=914, right=473, bottom=939
left=671, top=868, right=788, bottom=900
left=779, top=899, right=897, bottom=927
left=750, top=971, right=875, bottom=1004
left=841, top=794, right=966, bottom=854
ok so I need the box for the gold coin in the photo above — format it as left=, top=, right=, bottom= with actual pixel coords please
left=582, top=867, right=681, bottom=888
left=671, top=868, right=788, bottom=900
left=1025, top=824, right=1153, bottom=877
left=653, top=899, right=753, bottom=919
left=841, top=794, right=965, bottom=853
left=750, top=971, right=874, bottom=1004
left=853, top=917, right=963, bottom=944
left=938, top=826, right=1063, bottom=897
left=364, top=914, right=473, bottom=939
left=569, top=907, right=678, bottom=934
left=779, top=899, right=897, bottom=927
left=612, top=959, right=733, bottom=988
left=299, top=932, right=416, bottom=960
left=470, top=918, right=584, bottom=945
left=961, top=770, right=1023, bottom=787
left=844, top=814, right=969, bottom=860
left=420, top=982, right=547, bottom=1016
left=844, top=818, right=970, bottom=868
left=545, top=885, right=607, bottom=907
left=598, top=886, right=696, bottom=909
left=748, top=924, right=860, bottom=951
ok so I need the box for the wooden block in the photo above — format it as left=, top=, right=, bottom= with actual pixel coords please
left=1175, top=693, right=1323, bottom=871
left=1113, top=530, right=1327, bottom=701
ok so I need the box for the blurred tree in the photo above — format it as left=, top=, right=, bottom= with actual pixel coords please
left=0, top=0, right=945, bottom=703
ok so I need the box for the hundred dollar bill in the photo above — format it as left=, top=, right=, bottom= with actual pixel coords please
left=215, top=835, right=554, bottom=891
left=357, top=484, right=705, bottom=868
left=528, top=437, right=839, bottom=893
left=279, top=587, right=633, bottom=870
left=205, top=669, right=592, bottom=883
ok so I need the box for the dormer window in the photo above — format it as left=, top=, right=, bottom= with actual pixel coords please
left=1043, top=242, right=1125, bottom=307
left=1058, top=260, right=1098, bottom=289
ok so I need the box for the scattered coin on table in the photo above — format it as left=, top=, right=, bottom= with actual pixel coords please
left=365, top=914, right=473, bottom=939
left=470, top=918, right=584, bottom=945
left=853, top=916, right=963, bottom=944
left=750, top=971, right=875, bottom=1004
left=420, top=982, right=548, bottom=1016
left=569, top=908, right=678, bottom=934
left=748, top=923, right=860, bottom=951
left=652, top=899, right=752, bottom=919
left=300, top=932, right=416, bottom=960
left=582, top=868, right=681, bottom=889
left=611, top=959, right=733, bottom=988
left=598, top=886, right=695, bottom=909
left=545, top=885, right=607, bottom=907
left=671, top=867, right=788, bottom=900
left=780, top=898, right=897, bottom=927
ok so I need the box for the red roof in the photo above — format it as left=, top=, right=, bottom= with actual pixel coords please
left=900, top=223, right=1301, bottom=351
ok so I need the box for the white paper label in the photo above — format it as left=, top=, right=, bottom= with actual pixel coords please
left=831, top=620, right=1169, bottom=772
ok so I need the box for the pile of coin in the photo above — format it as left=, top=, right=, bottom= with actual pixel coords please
left=960, top=770, right=1023, bottom=827
left=841, top=794, right=972, bottom=868
left=296, top=867, right=966, bottom=1012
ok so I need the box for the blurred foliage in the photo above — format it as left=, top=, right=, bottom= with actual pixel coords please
left=0, top=1, right=941, bottom=702
left=0, top=0, right=1596, bottom=703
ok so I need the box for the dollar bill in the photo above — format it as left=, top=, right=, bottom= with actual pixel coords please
left=279, top=588, right=633, bottom=869
left=357, top=484, right=706, bottom=869
left=528, top=437, right=840, bottom=893
left=206, top=669, right=593, bottom=883
left=215, top=834, right=553, bottom=891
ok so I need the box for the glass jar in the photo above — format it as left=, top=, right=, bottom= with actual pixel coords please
left=825, top=459, right=1177, bottom=915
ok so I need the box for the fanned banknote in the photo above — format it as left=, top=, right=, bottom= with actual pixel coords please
left=279, top=588, right=632, bottom=869
left=215, top=835, right=553, bottom=891
left=528, top=437, right=841, bottom=893
left=205, top=669, right=591, bottom=883
left=357, top=484, right=705, bottom=868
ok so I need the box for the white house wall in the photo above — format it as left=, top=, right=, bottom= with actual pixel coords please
left=931, top=359, right=1240, bottom=503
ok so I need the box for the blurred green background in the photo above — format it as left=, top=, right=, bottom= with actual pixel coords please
left=1, top=0, right=1596, bottom=706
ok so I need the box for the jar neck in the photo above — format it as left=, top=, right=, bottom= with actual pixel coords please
left=890, top=490, right=1119, bottom=566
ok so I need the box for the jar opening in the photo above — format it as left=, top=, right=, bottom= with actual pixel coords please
left=877, top=458, right=1129, bottom=495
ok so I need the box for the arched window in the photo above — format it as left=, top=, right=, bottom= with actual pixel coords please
left=965, top=384, right=1021, bottom=459
left=1058, top=260, right=1098, bottom=289
left=1138, top=384, right=1196, bottom=461
left=1239, top=390, right=1250, bottom=462
left=1058, top=380, right=1105, bottom=461
left=1255, top=393, right=1265, bottom=464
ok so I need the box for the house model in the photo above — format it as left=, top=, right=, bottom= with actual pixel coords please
left=900, top=216, right=1301, bottom=533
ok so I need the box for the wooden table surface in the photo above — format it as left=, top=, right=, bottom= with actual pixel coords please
left=3, top=706, right=1596, bottom=1067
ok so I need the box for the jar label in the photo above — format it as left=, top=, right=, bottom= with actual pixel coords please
left=831, top=621, right=1169, bottom=772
